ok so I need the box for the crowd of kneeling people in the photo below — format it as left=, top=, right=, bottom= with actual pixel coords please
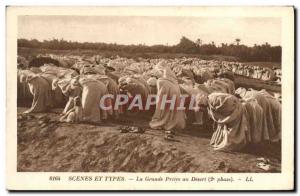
left=221, top=62, right=281, bottom=84
left=17, top=58, right=281, bottom=152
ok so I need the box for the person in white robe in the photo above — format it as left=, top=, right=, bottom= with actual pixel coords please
left=149, top=61, right=186, bottom=138
left=19, top=70, right=53, bottom=113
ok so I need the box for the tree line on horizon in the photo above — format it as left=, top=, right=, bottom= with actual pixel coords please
left=17, top=36, right=281, bottom=62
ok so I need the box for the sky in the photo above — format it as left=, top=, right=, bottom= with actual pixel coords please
left=18, top=16, right=281, bottom=46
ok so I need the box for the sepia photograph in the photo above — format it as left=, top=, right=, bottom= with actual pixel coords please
left=6, top=6, right=294, bottom=190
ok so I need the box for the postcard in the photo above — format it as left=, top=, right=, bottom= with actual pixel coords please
left=6, top=6, right=294, bottom=190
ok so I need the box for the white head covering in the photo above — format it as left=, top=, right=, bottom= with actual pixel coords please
left=147, top=77, right=157, bottom=87
left=18, top=70, right=36, bottom=83
left=93, top=64, right=106, bottom=75
left=80, top=64, right=95, bottom=75
left=196, top=93, right=209, bottom=107
left=235, top=87, right=247, bottom=98
left=154, top=60, right=177, bottom=81
left=19, top=74, right=27, bottom=83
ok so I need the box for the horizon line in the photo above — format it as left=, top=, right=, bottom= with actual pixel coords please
left=17, top=37, right=282, bottom=48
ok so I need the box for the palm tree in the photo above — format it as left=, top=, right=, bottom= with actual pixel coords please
left=235, top=38, right=241, bottom=45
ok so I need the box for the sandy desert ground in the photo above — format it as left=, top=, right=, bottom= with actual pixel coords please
left=17, top=107, right=281, bottom=173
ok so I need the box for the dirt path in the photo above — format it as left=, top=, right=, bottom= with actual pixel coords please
left=17, top=107, right=281, bottom=173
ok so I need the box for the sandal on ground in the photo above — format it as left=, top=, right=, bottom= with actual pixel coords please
left=120, top=129, right=129, bottom=133
left=165, top=130, right=175, bottom=135
left=118, top=126, right=130, bottom=133
left=164, top=134, right=175, bottom=141
left=130, top=127, right=146, bottom=133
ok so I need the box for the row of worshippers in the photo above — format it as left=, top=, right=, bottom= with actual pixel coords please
left=18, top=60, right=281, bottom=152
left=18, top=54, right=282, bottom=84
left=17, top=59, right=231, bottom=125
left=221, top=62, right=281, bottom=83
left=146, top=61, right=281, bottom=147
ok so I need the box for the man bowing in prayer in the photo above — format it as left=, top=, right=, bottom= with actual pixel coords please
left=149, top=61, right=186, bottom=140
